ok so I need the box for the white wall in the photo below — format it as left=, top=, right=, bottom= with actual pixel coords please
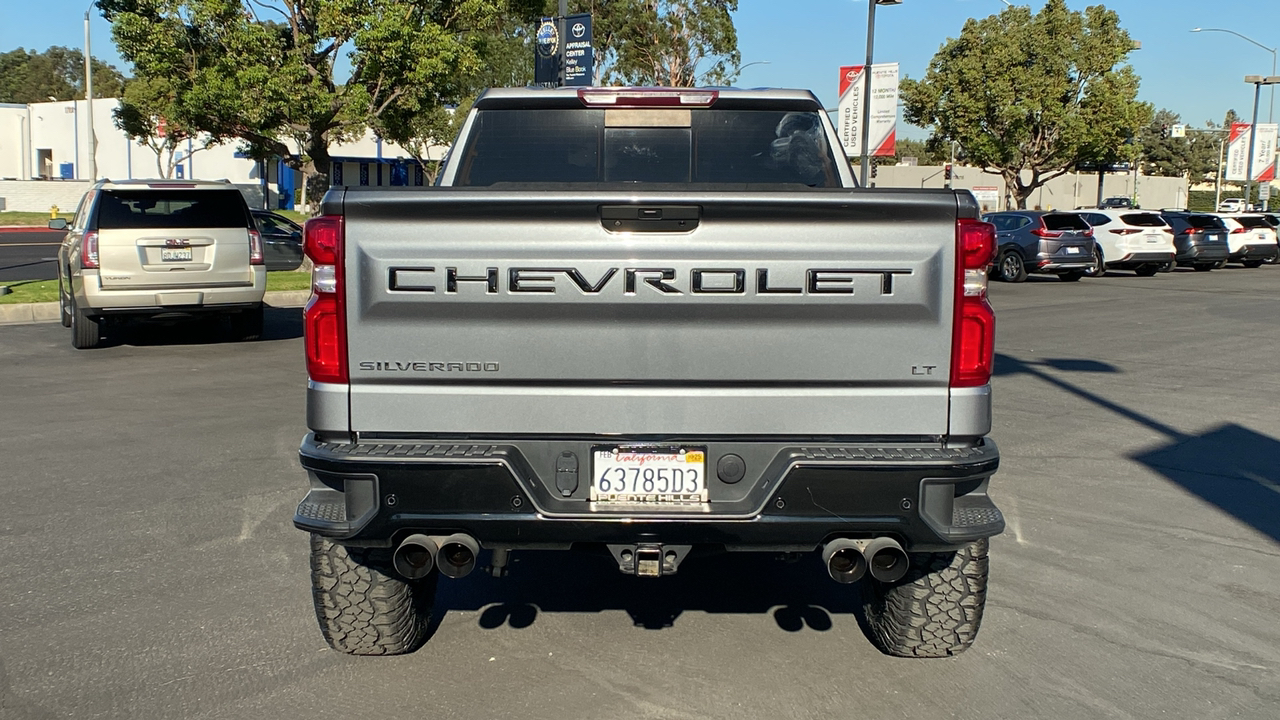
left=873, top=165, right=1191, bottom=211
left=0, top=179, right=91, bottom=213
left=3, top=98, right=451, bottom=188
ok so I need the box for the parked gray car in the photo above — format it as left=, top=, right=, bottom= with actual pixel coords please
left=251, top=210, right=304, bottom=271
left=982, top=211, right=1096, bottom=282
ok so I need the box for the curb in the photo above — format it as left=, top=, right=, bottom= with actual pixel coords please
left=0, top=290, right=311, bottom=327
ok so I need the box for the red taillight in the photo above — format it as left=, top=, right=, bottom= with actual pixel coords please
left=952, top=219, right=996, bottom=388
left=1109, top=228, right=1141, bottom=235
left=303, top=216, right=347, bottom=384
left=1031, top=226, right=1062, bottom=238
left=81, top=231, right=99, bottom=269
left=1181, top=227, right=1198, bottom=235
left=1231, top=226, right=1246, bottom=234
left=1083, top=228, right=1094, bottom=237
left=248, top=229, right=264, bottom=265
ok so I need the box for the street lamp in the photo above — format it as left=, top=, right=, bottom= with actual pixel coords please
left=859, top=0, right=902, bottom=187
left=731, top=60, right=771, bottom=81
left=1191, top=28, right=1277, bottom=123
left=1243, top=75, right=1280, bottom=210
left=84, top=3, right=97, bottom=182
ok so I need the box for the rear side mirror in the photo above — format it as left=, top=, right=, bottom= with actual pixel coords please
left=48, top=218, right=68, bottom=230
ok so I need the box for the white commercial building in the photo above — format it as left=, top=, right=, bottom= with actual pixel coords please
left=0, top=98, right=449, bottom=212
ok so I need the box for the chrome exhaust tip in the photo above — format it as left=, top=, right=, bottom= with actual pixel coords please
left=437, top=533, right=480, bottom=579
left=860, top=537, right=910, bottom=583
left=392, top=534, right=438, bottom=580
left=821, top=538, right=867, bottom=584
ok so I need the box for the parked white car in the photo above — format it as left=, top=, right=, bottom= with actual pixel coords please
left=1076, top=210, right=1177, bottom=276
left=1217, top=198, right=1246, bottom=213
left=1217, top=214, right=1280, bottom=267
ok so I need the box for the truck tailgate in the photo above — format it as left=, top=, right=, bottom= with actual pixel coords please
left=340, top=189, right=963, bottom=437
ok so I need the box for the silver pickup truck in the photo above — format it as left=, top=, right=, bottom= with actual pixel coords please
left=294, top=87, right=1003, bottom=658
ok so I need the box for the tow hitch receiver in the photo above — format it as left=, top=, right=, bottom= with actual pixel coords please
left=607, top=544, right=692, bottom=577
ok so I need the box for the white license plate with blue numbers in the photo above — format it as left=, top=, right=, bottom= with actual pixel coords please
left=590, top=447, right=708, bottom=505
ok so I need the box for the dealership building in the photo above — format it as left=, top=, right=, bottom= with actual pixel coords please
left=0, top=98, right=446, bottom=212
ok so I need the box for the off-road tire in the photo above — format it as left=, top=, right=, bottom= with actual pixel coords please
left=1058, top=270, right=1084, bottom=282
left=309, top=534, right=437, bottom=656
left=996, top=250, right=1027, bottom=283
left=228, top=304, right=264, bottom=342
left=862, top=538, right=990, bottom=658
left=70, top=295, right=101, bottom=349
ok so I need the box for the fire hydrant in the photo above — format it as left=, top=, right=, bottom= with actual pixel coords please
left=50, top=205, right=59, bottom=220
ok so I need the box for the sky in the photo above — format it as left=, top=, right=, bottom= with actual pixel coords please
left=3, top=0, right=1279, bottom=140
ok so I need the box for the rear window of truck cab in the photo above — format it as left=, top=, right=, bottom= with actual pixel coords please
left=94, top=189, right=250, bottom=230
left=454, top=108, right=843, bottom=187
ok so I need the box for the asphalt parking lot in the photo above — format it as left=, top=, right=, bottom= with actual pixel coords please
left=0, top=230, right=60, bottom=283
left=1, top=266, right=1278, bottom=719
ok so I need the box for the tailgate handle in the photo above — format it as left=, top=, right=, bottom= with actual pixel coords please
left=601, top=205, right=700, bottom=233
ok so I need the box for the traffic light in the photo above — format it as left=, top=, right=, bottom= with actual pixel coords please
left=944, top=163, right=953, bottom=181
left=1160, top=124, right=1169, bottom=139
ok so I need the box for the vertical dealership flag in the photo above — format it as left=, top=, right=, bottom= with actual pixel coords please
left=1226, top=122, right=1279, bottom=182
left=837, top=63, right=899, bottom=158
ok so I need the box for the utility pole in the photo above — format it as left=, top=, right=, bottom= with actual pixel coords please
left=557, top=0, right=567, bottom=86
left=858, top=1, right=877, bottom=187
left=84, top=9, right=96, bottom=182
left=1244, top=78, right=1263, bottom=210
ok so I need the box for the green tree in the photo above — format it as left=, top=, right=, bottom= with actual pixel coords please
left=1138, top=108, right=1218, bottom=180
left=900, top=0, right=1151, bottom=209
left=101, top=0, right=500, bottom=202
left=113, top=76, right=217, bottom=178
left=0, top=46, right=127, bottom=104
left=893, top=137, right=949, bottom=165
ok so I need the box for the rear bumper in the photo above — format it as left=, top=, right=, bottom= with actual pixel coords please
left=1108, top=251, right=1174, bottom=269
left=1174, top=241, right=1229, bottom=264
left=293, top=433, right=1003, bottom=553
left=77, top=268, right=267, bottom=314
left=1034, top=256, right=1093, bottom=273
left=1229, top=244, right=1279, bottom=262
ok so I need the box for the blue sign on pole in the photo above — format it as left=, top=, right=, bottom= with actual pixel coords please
left=533, top=17, right=560, bottom=86
left=563, top=14, right=593, bottom=86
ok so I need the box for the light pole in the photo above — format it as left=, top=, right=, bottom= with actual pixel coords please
left=859, top=0, right=901, bottom=187
left=84, top=7, right=96, bottom=182
left=731, top=60, right=770, bottom=80
left=1192, top=28, right=1277, bottom=123
left=1242, top=75, right=1280, bottom=210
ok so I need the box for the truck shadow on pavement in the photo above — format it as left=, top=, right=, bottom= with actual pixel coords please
left=995, top=352, right=1280, bottom=545
left=432, top=549, right=863, bottom=635
left=97, top=307, right=302, bottom=346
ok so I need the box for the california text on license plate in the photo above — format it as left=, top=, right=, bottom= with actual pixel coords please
left=591, top=447, right=708, bottom=504
left=161, top=248, right=193, bottom=262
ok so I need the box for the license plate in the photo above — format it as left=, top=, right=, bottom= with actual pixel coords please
left=161, top=248, right=193, bottom=262
left=1066, top=246, right=1081, bottom=254
left=1146, top=234, right=1161, bottom=243
left=591, top=447, right=708, bottom=505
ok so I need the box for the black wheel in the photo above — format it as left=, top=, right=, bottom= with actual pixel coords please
left=1083, top=246, right=1105, bottom=277
left=1242, top=259, right=1265, bottom=268
left=1058, top=271, right=1084, bottom=282
left=1193, top=264, right=1214, bottom=272
left=228, top=304, right=264, bottom=341
left=996, top=250, right=1027, bottom=283
left=862, top=538, right=990, bottom=658
left=1134, top=264, right=1160, bottom=277
left=309, top=534, right=437, bottom=656
left=58, top=279, right=72, bottom=328
left=69, top=294, right=101, bottom=349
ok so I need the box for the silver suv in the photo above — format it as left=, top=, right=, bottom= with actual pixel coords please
left=52, top=179, right=267, bottom=348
